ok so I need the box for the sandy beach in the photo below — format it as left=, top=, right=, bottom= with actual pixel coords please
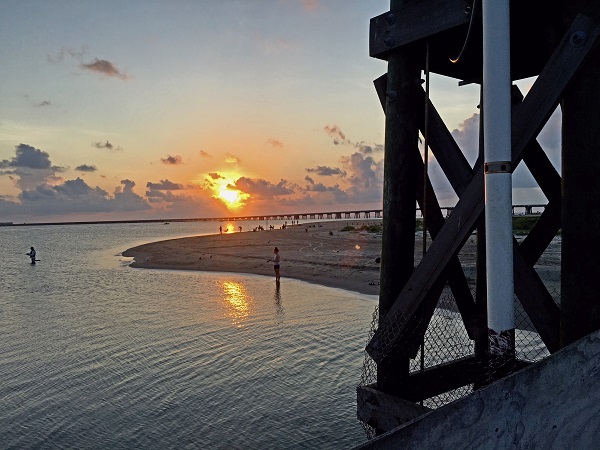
left=122, top=219, right=561, bottom=296
left=123, top=220, right=384, bottom=295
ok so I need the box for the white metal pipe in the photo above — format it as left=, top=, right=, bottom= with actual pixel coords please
left=483, top=0, right=514, bottom=335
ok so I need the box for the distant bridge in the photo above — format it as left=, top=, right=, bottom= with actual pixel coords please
left=3, top=204, right=548, bottom=227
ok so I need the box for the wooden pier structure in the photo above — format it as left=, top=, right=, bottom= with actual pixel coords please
left=358, top=0, right=600, bottom=438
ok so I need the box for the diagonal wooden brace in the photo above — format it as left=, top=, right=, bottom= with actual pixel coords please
left=367, top=12, right=600, bottom=364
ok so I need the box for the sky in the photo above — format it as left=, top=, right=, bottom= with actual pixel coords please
left=0, top=0, right=561, bottom=224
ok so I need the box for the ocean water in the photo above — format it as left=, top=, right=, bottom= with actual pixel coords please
left=0, top=221, right=376, bottom=449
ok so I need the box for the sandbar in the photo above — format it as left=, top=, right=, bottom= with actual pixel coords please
left=122, top=219, right=561, bottom=297
left=123, top=220, right=385, bottom=295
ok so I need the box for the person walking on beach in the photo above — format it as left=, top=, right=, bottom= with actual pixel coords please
left=26, top=246, right=36, bottom=264
left=273, top=247, right=281, bottom=282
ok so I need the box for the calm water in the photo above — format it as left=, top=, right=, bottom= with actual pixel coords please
left=0, top=221, right=375, bottom=449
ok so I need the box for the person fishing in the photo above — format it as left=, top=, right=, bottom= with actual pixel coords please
left=273, top=247, right=280, bottom=282
left=26, top=246, right=37, bottom=264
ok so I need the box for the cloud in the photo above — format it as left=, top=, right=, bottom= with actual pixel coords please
left=0, top=143, right=52, bottom=169
left=450, top=113, right=480, bottom=165
left=92, top=140, right=123, bottom=151
left=146, top=179, right=184, bottom=191
left=324, top=124, right=347, bottom=145
left=112, top=179, right=151, bottom=212
left=12, top=178, right=150, bottom=217
left=208, top=172, right=225, bottom=180
left=80, top=59, right=128, bottom=80
left=302, top=0, right=319, bottom=12
left=0, top=144, right=65, bottom=190
left=234, top=177, right=295, bottom=199
left=200, top=150, right=212, bottom=158
left=47, top=47, right=87, bottom=64
left=305, top=166, right=346, bottom=177
left=225, top=153, right=240, bottom=164
left=75, top=164, right=97, bottom=172
left=24, top=95, right=54, bottom=108
left=48, top=47, right=129, bottom=80
left=339, top=152, right=384, bottom=203
left=267, top=138, right=284, bottom=148
left=323, top=125, right=383, bottom=156
left=160, top=155, right=183, bottom=165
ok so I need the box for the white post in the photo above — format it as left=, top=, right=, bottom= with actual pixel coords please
left=483, top=0, right=515, bottom=361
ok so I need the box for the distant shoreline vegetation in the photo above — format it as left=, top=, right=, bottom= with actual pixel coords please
left=340, top=216, right=558, bottom=236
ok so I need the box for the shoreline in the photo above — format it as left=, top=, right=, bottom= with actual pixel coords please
left=122, top=219, right=561, bottom=297
left=123, top=220, right=384, bottom=295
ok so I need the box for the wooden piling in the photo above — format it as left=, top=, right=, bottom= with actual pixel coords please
left=560, top=2, right=600, bottom=347
left=377, top=0, right=421, bottom=393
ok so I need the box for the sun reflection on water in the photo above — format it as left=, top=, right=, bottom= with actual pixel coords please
left=222, top=280, right=252, bottom=327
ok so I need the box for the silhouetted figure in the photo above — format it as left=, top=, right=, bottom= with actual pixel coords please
left=273, top=247, right=280, bottom=282
left=26, top=247, right=36, bottom=264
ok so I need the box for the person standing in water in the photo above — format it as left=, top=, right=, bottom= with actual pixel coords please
left=273, top=247, right=281, bottom=282
left=26, top=246, right=36, bottom=264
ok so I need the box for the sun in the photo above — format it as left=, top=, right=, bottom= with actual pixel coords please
left=219, top=187, right=240, bottom=205
left=215, top=181, right=249, bottom=210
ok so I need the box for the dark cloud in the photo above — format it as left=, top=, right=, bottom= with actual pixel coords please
left=9, top=178, right=151, bottom=217
left=146, top=179, right=184, bottom=191
left=0, top=144, right=66, bottom=190
left=0, top=144, right=51, bottom=169
left=160, top=155, right=183, bottom=165
left=234, top=177, right=295, bottom=199
left=92, top=141, right=123, bottom=151
left=48, top=47, right=129, bottom=81
left=80, top=59, right=128, bottom=80
left=324, top=124, right=346, bottom=145
left=305, top=175, right=315, bottom=184
left=208, top=172, right=225, bottom=180
left=75, top=164, right=97, bottom=172
left=200, top=150, right=212, bottom=158
left=112, top=179, right=151, bottom=212
left=323, top=125, right=383, bottom=156
left=306, top=182, right=341, bottom=193
left=305, top=166, right=346, bottom=177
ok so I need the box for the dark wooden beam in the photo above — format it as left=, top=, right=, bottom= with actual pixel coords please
left=370, top=0, right=471, bottom=60
left=519, top=199, right=561, bottom=267
left=374, top=356, right=532, bottom=403
left=415, top=158, right=479, bottom=339
left=375, top=75, right=479, bottom=339
left=367, top=13, right=600, bottom=364
left=561, top=1, right=600, bottom=347
left=357, top=384, right=432, bottom=432
left=513, top=237, right=561, bottom=353
left=377, top=0, right=422, bottom=392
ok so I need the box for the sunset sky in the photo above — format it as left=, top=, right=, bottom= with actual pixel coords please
left=0, top=0, right=561, bottom=223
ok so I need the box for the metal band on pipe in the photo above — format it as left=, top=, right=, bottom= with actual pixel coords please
left=484, top=161, right=512, bottom=174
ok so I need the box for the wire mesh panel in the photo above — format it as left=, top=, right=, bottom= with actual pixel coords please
left=358, top=286, right=558, bottom=438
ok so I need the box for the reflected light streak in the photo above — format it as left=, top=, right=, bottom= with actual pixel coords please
left=222, top=281, right=252, bottom=327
